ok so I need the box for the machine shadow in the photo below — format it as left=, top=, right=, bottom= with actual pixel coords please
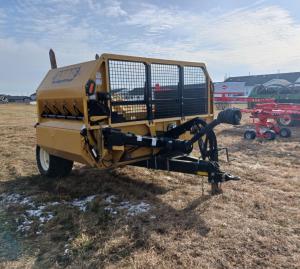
left=0, top=167, right=212, bottom=267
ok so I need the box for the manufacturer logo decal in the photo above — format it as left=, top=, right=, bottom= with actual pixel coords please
left=52, top=66, right=81, bottom=84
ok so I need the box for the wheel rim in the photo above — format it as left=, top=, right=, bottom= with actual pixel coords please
left=281, top=130, right=287, bottom=137
left=39, top=148, right=50, bottom=171
left=246, top=133, right=251, bottom=139
left=245, top=132, right=253, bottom=139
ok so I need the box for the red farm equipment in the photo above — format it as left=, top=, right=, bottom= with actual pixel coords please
left=241, top=103, right=300, bottom=140
left=214, top=92, right=300, bottom=126
left=214, top=91, right=274, bottom=110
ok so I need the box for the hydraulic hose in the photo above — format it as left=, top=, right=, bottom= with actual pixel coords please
left=192, top=119, right=218, bottom=162
left=189, top=108, right=241, bottom=144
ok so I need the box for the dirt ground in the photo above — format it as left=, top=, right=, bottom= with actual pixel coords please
left=0, top=104, right=299, bottom=269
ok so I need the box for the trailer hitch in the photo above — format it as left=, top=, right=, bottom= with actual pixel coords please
left=133, top=155, right=240, bottom=195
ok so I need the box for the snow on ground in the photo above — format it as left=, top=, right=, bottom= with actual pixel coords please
left=71, top=195, right=96, bottom=212
left=104, top=195, right=151, bottom=216
left=16, top=215, right=33, bottom=232
left=0, top=193, right=152, bottom=234
left=0, top=193, right=55, bottom=234
left=117, top=201, right=151, bottom=216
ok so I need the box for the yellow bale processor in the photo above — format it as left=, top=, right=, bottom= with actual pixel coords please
left=35, top=50, right=241, bottom=193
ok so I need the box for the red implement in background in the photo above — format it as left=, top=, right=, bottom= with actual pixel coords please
left=241, top=103, right=300, bottom=140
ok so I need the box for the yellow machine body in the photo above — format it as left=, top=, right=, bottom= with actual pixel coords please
left=36, top=54, right=214, bottom=169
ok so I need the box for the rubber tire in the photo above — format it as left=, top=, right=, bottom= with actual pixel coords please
left=36, top=146, right=73, bottom=177
left=244, top=130, right=256, bottom=140
left=279, top=128, right=291, bottom=138
left=264, top=130, right=276, bottom=140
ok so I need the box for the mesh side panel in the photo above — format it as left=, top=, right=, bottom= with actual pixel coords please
left=108, top=60, right=209, bottom=122
left=183, top=66, right=207, bottom=115
left=108, top=60, right=147, bottom=123
left=151, top=64, right=180, bottom=119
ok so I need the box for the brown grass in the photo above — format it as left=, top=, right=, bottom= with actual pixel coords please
left=0, top=103, right=299, bottom=268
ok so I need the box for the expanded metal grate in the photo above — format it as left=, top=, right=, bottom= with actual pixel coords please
left=108, top=60, right=147, bottom=123
left=183, top=66, right=207, bottom=115
left=151, top=64, right=180, bottom=119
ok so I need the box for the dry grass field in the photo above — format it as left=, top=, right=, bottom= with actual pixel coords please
left=0, top=104, right=300, bottom=269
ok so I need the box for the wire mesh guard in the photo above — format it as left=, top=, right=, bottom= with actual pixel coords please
left=109, top=60, right=147, bottom=123
left=183, top=66, right=207, bottom=116
left=151, top=64, right=180, bottom=119
left=108, top=59, right=208, bottom=123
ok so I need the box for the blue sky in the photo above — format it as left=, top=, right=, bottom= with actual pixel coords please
left=1, top=0, right=300, bottom=95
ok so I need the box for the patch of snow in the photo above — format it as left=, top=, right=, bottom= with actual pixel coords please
left=1, top=192, right=152, bottom=235
left=0, top=193, right=21, bottom=204
left=26, top=206, right=44, bottom=217
left=117, top=201, right=131, bottom=209
left=104, top=206, right=118, bottom=215
left=39, top=214, right=54, bottom=223
left=17, top=215, right=33, bottom=232
left=105, top=200, right=151, bottom=216
left=25, top=205, right=53, bottom=223
left=70, top=195, right=96, bottom=212
left=0, top=193, right=35, bottom=208
left=124, top=202, right=151, bottom=216
left=105, top=195, right=117, bottom=203
left=48, top=201, right=60, bottom=206
left=0, top=193, right=55, bottom=234
left=17, top=225, right=30, bottom=232
left=19, top=197, right=35, bottom=207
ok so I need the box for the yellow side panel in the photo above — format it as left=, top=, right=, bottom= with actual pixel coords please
left=36, top=125, right=93, bottom=166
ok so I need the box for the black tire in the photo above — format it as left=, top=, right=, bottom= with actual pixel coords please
left=244, top=130, right=256, bottom=140
left=264, top=130, right=276, bottom=140
left=36, top=145, right=73, bottom=177
left=279, top=128, right=291, bottom=138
